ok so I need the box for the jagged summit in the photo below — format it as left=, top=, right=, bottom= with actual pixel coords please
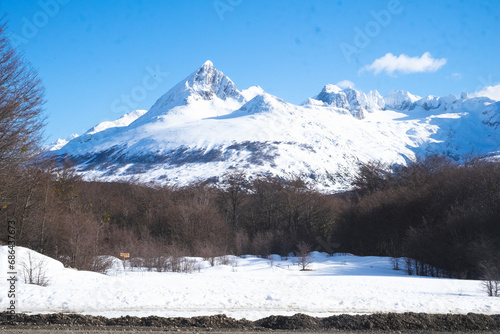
left=384, top=90, right=421, bottom=110
left=306, top=85, right=385, bottom=119
left=321, top=84, right=343, bottom=95
left=187, top=60, right=241, bottom=101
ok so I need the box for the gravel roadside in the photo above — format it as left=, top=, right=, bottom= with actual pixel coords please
left=2, top=312, right=500, bottom=332
left=3, top=330, right=500, bottom=334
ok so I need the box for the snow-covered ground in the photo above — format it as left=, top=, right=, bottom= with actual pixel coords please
left=1, top=246, right=498, bottom=320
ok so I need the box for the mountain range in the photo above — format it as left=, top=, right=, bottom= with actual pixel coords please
left=51, top=60, right=500, bottom=192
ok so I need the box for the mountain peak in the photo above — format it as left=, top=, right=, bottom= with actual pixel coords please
left=184, top=60, right=241, bottom=101
left=322, top=84, right=342, bottom=94
left=201, top=60, right=214, bottom=68
left=194, top=60, right=216, bottom=80
left=140, top=61, right=243, bottom=120
left=310, top=85, right=383, bottom=119
left=384, top=90, right=421, bottom=110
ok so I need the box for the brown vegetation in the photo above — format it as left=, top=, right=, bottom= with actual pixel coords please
left=334, top=155, right=500, bottom=279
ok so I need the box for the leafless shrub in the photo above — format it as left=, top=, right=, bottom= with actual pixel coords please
left=143, top=256, right=156, bottom=272
left=217, top=255, right=230, bottom=265
left=129, top=257, right=144, bottom=269
left=217, top=255, right=238, bottom=268
left=168, top=256, right=181, bottom=272
left=482, top=280, right=500, bottom=297
left=142, top=255, right=201, bottom=273
left=180, top=258, right=201, bottom=273
left=217, top=255, right=229, bottom=265
left=199, top=243, right=225, bottom=267
left=295, top=241, right=312, bottom=271
left=268, top=255, right=275, bottom=267
left=205, top=256, right=217, bottom=267
left=480, top=261, right=500, bottom=297
left=20, top=252, right=50, bottom=286
left=154, top=256, right=171, bottom=272
left=91, top=256, right=114, bottom=274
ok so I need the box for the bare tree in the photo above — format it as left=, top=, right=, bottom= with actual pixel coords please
left=220, top=171, right=248, bottom=228
left=480, top=261, right=500, bottom=297
left=20, top=252, right=50, bottom=286
left=0, top=19, right=45, bottom=178
left=0, top=19, right=46, bottom=245
left=482, top=280, right=500, bottom=297
left=295, top=241, right=312, bottom=271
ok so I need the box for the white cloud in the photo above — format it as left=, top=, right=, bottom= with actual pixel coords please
left=360, top=52, right=447, bottom=76
left=336, top=80, right=355, bottom=89
left=471, top=84, right=500, bottom=101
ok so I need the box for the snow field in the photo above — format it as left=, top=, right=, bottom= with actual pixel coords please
left=1, top=246, right=499, bottom=320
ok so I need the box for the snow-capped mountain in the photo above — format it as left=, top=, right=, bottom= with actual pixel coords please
left=52, top=61, right=500, bottom=192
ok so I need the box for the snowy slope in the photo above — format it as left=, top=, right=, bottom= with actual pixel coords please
left=85, top=109, right=147, bottom=135
left=47, top=110, right=147, bottom=151
left=0, top=246, right=497, bottom=320
left=51, top=61, right=500, bottom=192
left=48, top=134, right=79, bottom=151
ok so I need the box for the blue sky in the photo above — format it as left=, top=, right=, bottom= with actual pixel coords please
left=1, top=0, right=499, bottom=143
